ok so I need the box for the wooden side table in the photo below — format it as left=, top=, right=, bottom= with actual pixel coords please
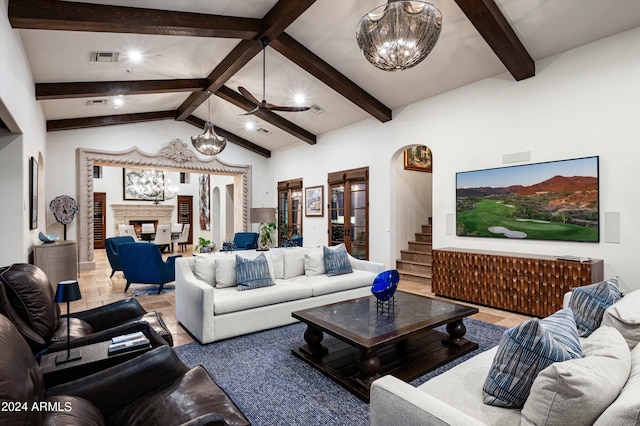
left=39, top=340, right=152, bottom=387
left=34, top=240, right=78, bottom=287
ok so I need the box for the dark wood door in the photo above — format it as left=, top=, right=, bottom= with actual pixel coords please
left=177, top=195, right=193, bottom=244
left=93, top=192, right=106, bottom=249
left=328, top=167, right=369, bottom=260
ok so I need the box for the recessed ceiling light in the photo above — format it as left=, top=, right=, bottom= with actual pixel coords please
left=113, top=97, right=124, bottom=107
left=127, top=50, right=143, bottom=63
left=244, top=121, right=255, bottom=131
left=294, top=93, right=306, bottom=105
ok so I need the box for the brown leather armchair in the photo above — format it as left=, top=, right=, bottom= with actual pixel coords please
left=0, top=314, right=250, bottom=426
left=0, top=263, right=173, bottom=355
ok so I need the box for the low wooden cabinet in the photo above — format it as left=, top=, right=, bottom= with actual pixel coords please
left=432, top=248, right=604, bottom=317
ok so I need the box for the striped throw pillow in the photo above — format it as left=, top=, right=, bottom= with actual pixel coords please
left=323, top=244, right=353, bottom=277
left=569, top=277, right=622, bottom=337
left=236, top=253, right=274, bottom=291
left=483, top=308, right=581, bottom=408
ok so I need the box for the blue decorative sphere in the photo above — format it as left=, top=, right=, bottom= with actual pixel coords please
left=371, top=270, right=399, bottom=301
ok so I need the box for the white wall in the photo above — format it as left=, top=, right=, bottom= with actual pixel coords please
left=0, top=0, right=47, bottom=264
left=267, top=27, right=640, bottom=294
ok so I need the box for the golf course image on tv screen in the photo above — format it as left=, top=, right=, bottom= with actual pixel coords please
left=456, top=156, right=599, bottom=242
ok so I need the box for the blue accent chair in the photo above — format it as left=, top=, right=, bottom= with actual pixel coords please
left=118, top=242, right=181, bottom=294
left=232, top=232, right=259, bottom=250
left=290, top=235, right=303, bottom=247
left=105, top=236, right=136, bottom=278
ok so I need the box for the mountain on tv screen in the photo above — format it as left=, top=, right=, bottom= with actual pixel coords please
left=456, top=156, right=599, bottom=242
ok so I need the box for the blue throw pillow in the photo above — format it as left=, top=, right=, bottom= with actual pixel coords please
left=323, top=244, right=353, bottom=277
left=483, top=308, right=581, bottom=408
left=569, top=277, right=622, bottom=337
left=236, top=253, right=274, bottom=291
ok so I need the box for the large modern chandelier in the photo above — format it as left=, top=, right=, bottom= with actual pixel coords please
left=356, top=0, right=442, bottom=71
left=191, top=91, right=227, bottom=155
left=125, top=170, right=178, bottom=204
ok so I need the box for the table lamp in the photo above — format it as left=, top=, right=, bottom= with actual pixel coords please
left=54, top=280, right=83, bottom=365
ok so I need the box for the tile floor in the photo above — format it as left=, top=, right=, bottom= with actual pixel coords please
left=69, top=247, right=531, bottom=347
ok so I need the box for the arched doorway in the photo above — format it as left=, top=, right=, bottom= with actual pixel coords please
left=390, top=144, right=433, bottom=269
left=76, top=139, right=252, bottom=270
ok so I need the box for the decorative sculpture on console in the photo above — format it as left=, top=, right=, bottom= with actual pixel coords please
left=49, top=195, right=78, bottom=240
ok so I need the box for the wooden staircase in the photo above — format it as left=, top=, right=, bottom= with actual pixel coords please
left=396, top=219, right=432, bottom=285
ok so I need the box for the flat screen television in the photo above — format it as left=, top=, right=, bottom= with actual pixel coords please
left=456, top=156, right=599, bottom=242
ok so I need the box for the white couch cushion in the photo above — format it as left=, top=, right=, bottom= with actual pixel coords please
left=213, top=279, right=312, bottom=315
left=304, top=248, right=326, bottom=276
left=594, top=342, right=640, bottom=425
left=214, top=255, right=237, bottom=288
left=602, top=289, right=640, bottom=349
left=290, top=269, right=376, bottom=297
left=193, top=254, right=216, bottom=287
left=419, top=347, right=524, bottom=425
left=521, top=326, right=631, bottom=426
left=282, top=247, right=306, bottom=279
left=266, top=248, right=284, bottom=279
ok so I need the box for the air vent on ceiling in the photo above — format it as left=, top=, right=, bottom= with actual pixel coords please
left=256, top=127, right=271, bottom=135
left=309, top=103, right=325, bottom=114
left=90, top=51, right=120, bottom=63
left=87, top=99, right=108, bottom=106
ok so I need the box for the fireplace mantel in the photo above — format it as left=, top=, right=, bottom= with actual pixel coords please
left=111, top=204, right=174, bottom=233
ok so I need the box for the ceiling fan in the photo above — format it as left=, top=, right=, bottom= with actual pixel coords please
left=238, top=38, right=310, bottom=115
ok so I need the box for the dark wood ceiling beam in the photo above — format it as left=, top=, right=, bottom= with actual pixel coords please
left=185, top=115, right=271, bottom=158
left=46, top=111, right=175, bottom=131
left=175, top=0, right=317, bottom=124
left=36, top=79, right=208, bottom=100
left=8, top=0, right=261, bottom=39
left=454, top=0, right=534, bottom=81
left=271, top=33, right=392, bottom=123
left=176, top=39, right=262, bottom=121
left=215, top=86, right=316, bottom=145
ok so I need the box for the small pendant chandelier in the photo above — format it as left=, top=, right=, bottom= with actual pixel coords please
left=356, top=0, right=442, bottom=71
left=191, top=92, right=227, bottom=155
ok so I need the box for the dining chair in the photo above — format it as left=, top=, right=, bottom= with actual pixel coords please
left=152, top=224, right=172, bottom=253
left=119, top=224, right=139, bottom=240
left=175, top=224, right=190, bottom=252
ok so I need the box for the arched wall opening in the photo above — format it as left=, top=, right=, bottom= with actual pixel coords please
left=76, top=139, right=252, bottom=270
left=389, top=144, right=434, bottom=266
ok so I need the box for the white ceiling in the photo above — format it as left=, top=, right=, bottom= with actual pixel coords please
left=17, top=0, right=640, bottom=152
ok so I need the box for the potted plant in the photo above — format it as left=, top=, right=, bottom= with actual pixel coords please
left=194, top=237, right=216, bottom=253
left=258, top=222, right=277, bottom=251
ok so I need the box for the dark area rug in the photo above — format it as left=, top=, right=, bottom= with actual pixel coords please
left=174, top=318, right=506, bottom=426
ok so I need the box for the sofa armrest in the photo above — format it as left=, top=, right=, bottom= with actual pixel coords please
left=70, top=297, right=147, bottom=329
left=45, top=320, right=168, bottom=355
left=175, top=257, right=216, bottom=343
left=45, top=346, right=189, bottom=418
left=347, top=253, right=385, bottom=274
left=370, top=375, right=488, bottom=426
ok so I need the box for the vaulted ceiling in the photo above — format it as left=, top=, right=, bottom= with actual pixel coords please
left=9, top=0, right=640, bottom=157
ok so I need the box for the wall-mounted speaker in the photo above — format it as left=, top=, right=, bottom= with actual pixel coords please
left=604, top=211, right=620, bottom=243
left=446, top=213, right=455, bottom=235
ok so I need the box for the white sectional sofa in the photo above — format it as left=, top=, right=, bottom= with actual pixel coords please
left=175, top=246, right=385, bottom=344
left=370, top=287, right=640, bottom=426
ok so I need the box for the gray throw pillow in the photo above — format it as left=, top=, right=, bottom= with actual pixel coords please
left=236, top=253, right=274, bottom=291
left=569, top=277, right=622, bottom=337
left=323, top=244, right=353, bottom=277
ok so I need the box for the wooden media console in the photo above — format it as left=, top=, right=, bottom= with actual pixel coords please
left=432, top=248, right=604, bottom=317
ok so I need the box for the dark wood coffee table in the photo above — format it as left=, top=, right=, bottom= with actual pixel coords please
left=291, top=291, right=479, bottom=401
